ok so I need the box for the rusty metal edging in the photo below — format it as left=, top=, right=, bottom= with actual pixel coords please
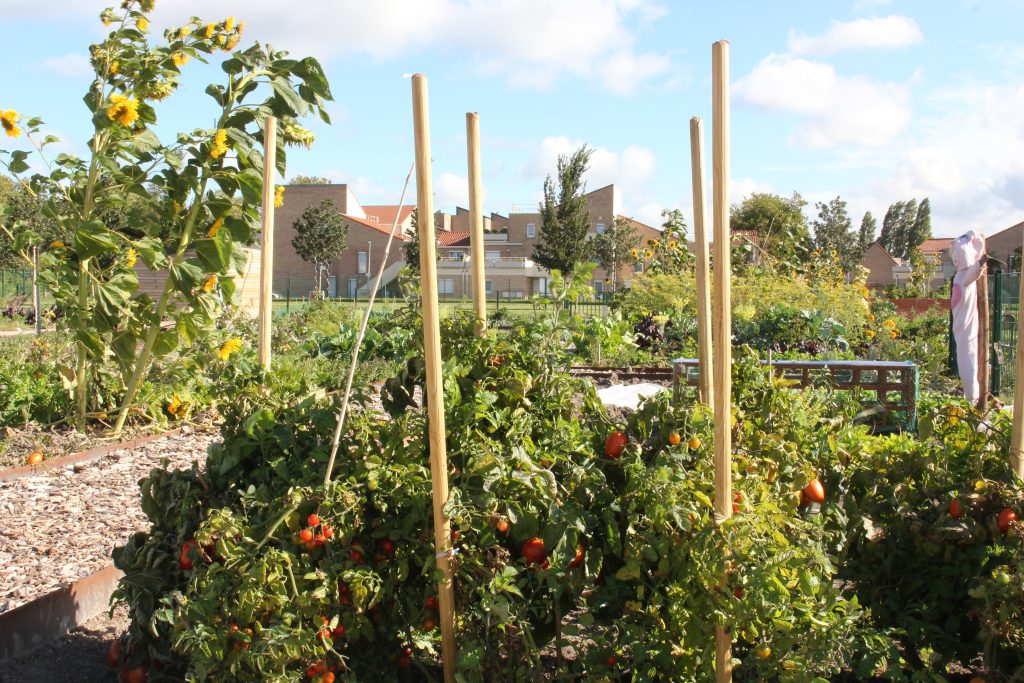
left=0, top=564, right=124, bottom=662
left=0, top=428, right=182, bottom=482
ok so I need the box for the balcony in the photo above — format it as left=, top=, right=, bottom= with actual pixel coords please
left=436, top=256, right=546, bottom=276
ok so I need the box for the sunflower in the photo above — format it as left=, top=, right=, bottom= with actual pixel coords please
left=223, top=34, right=240, bottom=51
left=218, top=337, right=242, bottom=361
left=224, top=15, right=236, bottom=31
left=109, top=60, right=119, bottom=75
left=630, top=248, right=639, bottom=259
left=1, top=110, right=22, bottom=138
left=868, top=314, right=875, bottom=321
left=889, top=329, right=900, bottom=339
left=210, top=128, right=228, bottom=158
left=171, top=52, right=190, bottom=67
left=125, top=247, right=137, bottom=269
left=172, top=200, right=181, bottom=213
left=136, top=17, right=149, bottom=31
left=178, top=26, right=191, bottom=39
left=668, top=240, right=677, bottom=250
left=274, top=185, right=285, bottom=208
left=883, top=318, right=896, bottom=328
left=207, top=217, right=224, bottom=238
left=644, top=249, right=653, bottom=259
left=865, top=329, right=876, bottom=339
left=236, top=21, right=246, bottom=35
left=204, top=22, right=216, bottom=39
left=166, top=394, right=183, bottom=418
left=50, top=241, right=66, bottom=249
left=201, top=275, right=217, bottom=293
left=106, top=94, right=139, bottom=127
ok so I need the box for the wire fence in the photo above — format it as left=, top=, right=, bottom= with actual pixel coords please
left=0, top=269, right=34, bottom=300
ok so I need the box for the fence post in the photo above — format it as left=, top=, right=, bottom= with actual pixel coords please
left=993, top=271, right=1003, bottom=396
left=286, top=276, right=291, bottom=314
left=33, top=247, right=41, bottom=335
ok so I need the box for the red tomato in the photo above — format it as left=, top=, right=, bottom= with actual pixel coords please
left=521, top=537, right=546, bottom=565
left=299, top=528, right=314, bottom=543
left=308, top=513, right=321, bottom=527
left=606, top=655, right=618, bottom=667
left=802, top=478, right=826, bottom=504
left=425, top=596, right=439, bottom=610
left=948, top=499, right=962, bottom=519
left=668, top=433, right=681, bottom=446
left=604, top=431, right=628, bottom=459
left=495, top=518, right=510, bottom=534
left=998, top=508, right=1017, bottom=534
left=321, top=672, right=335, bottom=683
left=322, top=524, right=334, bottom=539
left=568, top=543, right=585, bottom=569
left=332, top=624, right=346, bottom=639
left=179, top=541, right=195, bottom=571
left=379, top=539, right=396, bottom=557
left=349, top=545, right=366, bottom=564
left=121, top=664, right=148, bottom=683
left=107, top=639, right=122, bottom=668
left=397, top=655, right=411, bottom=669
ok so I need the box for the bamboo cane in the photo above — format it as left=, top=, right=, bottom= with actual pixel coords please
left=712, top=39, right=733, bottom=683
left=412, top=73, right=457, bottom=683
left=466, top=113, right=487, bottom=337
left=1010, top=235, right=1024, bottom=478
left=258, top=116, right=278, bottom=373
left=689, top=117, right=713, bottom=406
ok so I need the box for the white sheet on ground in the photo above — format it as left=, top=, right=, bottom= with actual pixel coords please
left=597, top=383, right=668, bottom=410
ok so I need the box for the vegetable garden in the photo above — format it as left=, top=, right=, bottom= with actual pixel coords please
left=0, top=4, right=1022, bottom=683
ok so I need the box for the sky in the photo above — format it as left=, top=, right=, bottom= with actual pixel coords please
left=2, top=0, right=1024, bottom=237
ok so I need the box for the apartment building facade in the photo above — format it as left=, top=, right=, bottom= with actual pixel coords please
left=272, top=182, right=661, bottom=300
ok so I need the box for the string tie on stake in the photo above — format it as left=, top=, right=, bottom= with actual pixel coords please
left=435, top=547, right=459, bottom=560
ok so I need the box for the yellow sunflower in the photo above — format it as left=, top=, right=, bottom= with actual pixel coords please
left=668, top=240, right=677, bottom=250
left=868, top=314, right=875, bottom=321
left=224, top=16, right=236, bottom=31
left=171, top=52, right=190, bottom=67
left=178, top=26, right=192, bottom=39
left=236, top=21, right=246, bottom=35
left=210, top=128, right=228, bottom=158
left=204, top=22, right=216, bottom=39
left=218, top=337, right=242, bottom=361
left=274, top=185, right=285, bottom=208
left=865, top=329, right=876, bottom=339
left=109, top=60, right=119, bottom=75
left=207, top=217, right=224, bottom=238
left=630, top=248, right=639, bottom=259
left=106, top=94, right=139, bottom=127
left=644, top=249, right=653, bottom=259
left=224, top=35, right=240, bottom=51
left=136, top=17, right=149, bottom=31
left=125, top=247, right=137, bottom=269
left=1, top=110, right=22, bottom=138
left=883, top=318, right=896, bottom=328
left=201, top=275, right=217, bottom=293
left=50, top=241, right=66, bottom=249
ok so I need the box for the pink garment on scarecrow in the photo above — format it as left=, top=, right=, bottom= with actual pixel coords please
left=950, top=230, right=986, bottom=404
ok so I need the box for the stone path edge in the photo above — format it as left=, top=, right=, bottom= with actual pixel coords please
left=0, top=429, right=182, bottom=482
left=0, top=564, right=124, bottom=662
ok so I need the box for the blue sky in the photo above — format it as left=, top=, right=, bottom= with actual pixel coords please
left=2, top=0, right=1023, bottom=237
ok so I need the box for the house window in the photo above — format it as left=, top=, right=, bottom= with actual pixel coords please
left=486, top=251, right=501, bottom=262
left=438, top=277, right=455, bottom=295
left=347, top=278, right=357, bottom=298
left=526, top=223, right=536, bottom=238
left=485, top=280, right=493, bottom=294
left=357, top=251, right=368, bottom=274
left=595, top=223, right=605, bottom=234
left=633, top=263, right=644, bottom=274
left=594, top=280, right=604, bottom=294
left=448, top=250, right=463, bottom=260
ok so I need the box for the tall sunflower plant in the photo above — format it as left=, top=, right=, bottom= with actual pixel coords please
left=0, top=1, right=332, bottom=433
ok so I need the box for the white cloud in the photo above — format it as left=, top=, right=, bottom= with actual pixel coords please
left=600, top=50, right=672, bottom=95
left=40, top=53, right=92, bottom=78
left=733, top=54, right=912, bottom=147
left=729, top=178, right=775, bottom=207
left=788, top=15, right=922, bottom=57
left=434, top=172, right=471, bottom=212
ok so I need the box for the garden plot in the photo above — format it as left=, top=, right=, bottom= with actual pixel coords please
left=0, top=429, right=215, bottom=613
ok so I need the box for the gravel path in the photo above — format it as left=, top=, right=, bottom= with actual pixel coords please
left=0, top=428, right=216, bottom=614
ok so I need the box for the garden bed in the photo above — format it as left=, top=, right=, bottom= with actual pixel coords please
left=0, top=428, right=215, bottom=614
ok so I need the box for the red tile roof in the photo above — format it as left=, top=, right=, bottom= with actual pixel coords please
left=437, top=231, right=470, bottom=247
left=361, top=205, right=414, bottom=227
left=341, top=213, right=407, bottom=240
left=917, top=238, right=953, bottom=254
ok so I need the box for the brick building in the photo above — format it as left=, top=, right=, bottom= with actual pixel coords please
left=272, top=182, right=661, bottom=299
left=983, top=219, right=1024, bottom=270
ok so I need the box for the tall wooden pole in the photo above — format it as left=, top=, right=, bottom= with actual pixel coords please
left=711, top=39, right=733, bottom=683
left=689, top=118, right=714, bottom=406
left=1010, top=234, right=1024, bottom=477
left=466, top=112, right=487, bottom=336
left=258, top=116, right=278, bottom=372
left=412, top=74, right=457, bottom=683
left=32, top=246, right=41, bottom=336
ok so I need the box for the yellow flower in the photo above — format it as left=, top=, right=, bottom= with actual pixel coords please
left=204, top=22, right=216, bottom=39
left=644, top=249, right=653, bottom=259
left=215, top=34, right=226, bottom=46
left=224, top=15, right=236, bottom=31
left=236, top=21, right=246, bottom=35
left=668, top=240, right=677, bottom=250
left=172, top=200, right=181, bottom=213
left=201, top=274, right=217, bottom=293
left=207, top=217, right=224, bottom=238
left=218, top=337, right=242, bottom=361
left=630, top=248, right=639, bottom=259
left=652, top=239, right=660, bottom=248
left=223, top=34, right=240, bottom=51
left=166, top=394, right=182, bottom=418
left=210, top=128, right=228, bottom=158
left=171, top=52, right=190, bottom=67
left=109, top=60, right=119, bottom=75
left=889, top=329, right=899, bottom=339
left=865, top=329, right=875, bottom=339
left=868, top=314, right=875, bottom=321
left=178, top=26, right=191, bottom=39
left=274, top=185, right=285, bottom=208
left=125, top=247, right=137, bottom=268
left=883, top=318, right=896, bottom=328
left=1, top=110, right=22, bottom=138
left=50, top=241, right=66, bottom=249
left=136, top=17, right=149, bottom=31
left=106, top=93, right=139, bottom=126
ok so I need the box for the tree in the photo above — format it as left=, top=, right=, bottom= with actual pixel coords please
left=811, top=196, right=857, bottom=270
left=0, top=175, right=63, bottom=267
left=910, top=197, right=931, bottom=251
left=533, top=145, right=593, bottom=274
left=881, top=199, right=919, bottom=259
left=402, top=208, right=421, bottom=277
left=730, top=192, right=811, bottom=269
left=856, top=211, right=877, bottom=260
left=289, top=175, right=332, bottom=184
left=590, top=217, right=639, bottom=291
left=292, top=199, right=349, bottom=294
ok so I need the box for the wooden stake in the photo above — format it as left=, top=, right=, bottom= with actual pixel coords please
left=466, top=112, right=487, bottom=337
left=689, top=117, right=714, bottom=406
left=32, top=246, right=41, bottom=336
left=977, top=258, right=989, bottom=412
left=258, top=116, right=277, bottom=372
left=1010, top=236, right=1024, bottom=477
left=712, top=39, right=733, bottom=683
left=412, top=74, right=457, bottom=683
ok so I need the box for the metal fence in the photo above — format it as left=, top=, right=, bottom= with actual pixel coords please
left=0, top=269, right=33, bottom=299
left=948, top=271, right=1020, bottom=399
